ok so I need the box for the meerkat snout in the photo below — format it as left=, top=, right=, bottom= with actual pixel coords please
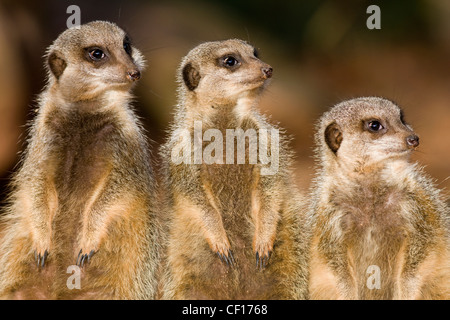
left=262, top=66, right=273, bottom=79
left=261, top=66, right=273, bottom=79
left=406, top=134, right=419, bottom=148
left=127, top=69, right=141, bottom=81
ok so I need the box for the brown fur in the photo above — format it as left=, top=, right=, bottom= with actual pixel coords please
left=0, top=21, right=161, bottom=299
left=159, top=39, right=310, bottom=299
left=308, top=97, right=450, bottom=299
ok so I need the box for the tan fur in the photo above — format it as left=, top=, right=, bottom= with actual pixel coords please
left=159, top=39, right=310, bottom=299
left=0, top=21, right=161, bottom=299
left=308, top=97, right=450, bottom=300
left=309, top=235, right=342, bottom=299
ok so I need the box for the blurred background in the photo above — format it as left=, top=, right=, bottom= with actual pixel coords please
left=0, top=0, right=449, bottom=210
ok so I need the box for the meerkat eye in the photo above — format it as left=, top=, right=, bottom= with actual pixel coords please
left=367, top=120, right=384, bottom=132
left=88, top=48, right=106, bottom=61
left=123, top=42, right=132, bottom=56
left=223, top=56, right=238, bottom=67
left=253, top=48, right=259, bottom=58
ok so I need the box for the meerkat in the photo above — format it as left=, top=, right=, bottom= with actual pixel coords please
left=159, top=39, right=310, bottom=300
left=308, top=97, right=450, bottom=300
left=0, top=21, right=161, bottom=299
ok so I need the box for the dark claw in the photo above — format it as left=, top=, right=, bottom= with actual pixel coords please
left=224, top=250, right=235, bottom=267
left=34, top=249, right=49, bottom=268
left=256, top=251, right=271, bottom=271
left=41, top=250, right=48, bottom=268
left=228, top=250, right=235, bottom=266
left=87, top=250, right=95, bottom=263
left=217, top=250, right=235, bottom=267
left=77, top=249, right=96, bottom=267
left=223, top=253, right=229, bottom=266
left=76, top=249, right=82, bottom=266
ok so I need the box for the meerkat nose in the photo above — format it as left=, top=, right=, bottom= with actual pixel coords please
left=262, top=66, right=273, bottom=79
left=406, top=135, right=419, bottom=148
left=127, top=70, right=141, bottom=81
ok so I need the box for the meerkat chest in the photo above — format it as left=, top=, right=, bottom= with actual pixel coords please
left=332, top=185, right=409, bottom=247
left=43, top=110, right=120, bottom=195
left=201, top=161, right=254, bottom=195
left=198, top=117, right=261, bottom=209
left=322, top=185, right=411, bottom=298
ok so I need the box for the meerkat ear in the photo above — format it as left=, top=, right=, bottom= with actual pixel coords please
left=182, top=63, right=201, bottom=91
left=324, top=122, right=343, bottom=154
left=47, top=51, right=67, bottom=79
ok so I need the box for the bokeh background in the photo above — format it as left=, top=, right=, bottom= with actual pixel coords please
left=1, top=0, right=449, bottom=211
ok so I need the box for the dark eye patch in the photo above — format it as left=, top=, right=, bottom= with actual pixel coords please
left=368, top=120, right=383, bottom=132
left=217, top=53, right=242, bottom=70
left=253, top=48, right=259, bottom=58
left=84, top=47, right=108, bottom=63
left=224, top=56, right=238, bottom=67
left=364, top=119, right=386, bottom=133
left=90, top=49, right=105, bottom=60
left=123, top=35, right=132, bottom=56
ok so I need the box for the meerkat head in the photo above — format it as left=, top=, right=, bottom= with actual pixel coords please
left=45, top=21, right=145, bottom=102
left=317, top=97, right=419, bottom=172
left=178, top=39, right=273, bottom=107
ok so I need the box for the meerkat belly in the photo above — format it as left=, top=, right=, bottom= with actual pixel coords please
left=46, top=112, right=120, bottom=245
left=201, top=162, right=254, bottom=234
left=336, top=189, right=409, bottom=298
left=53, top=122, right=116, bottom=200
left=200, top=119, right=259, bottom=234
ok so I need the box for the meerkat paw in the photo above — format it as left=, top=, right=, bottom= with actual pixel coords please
left=216, top=249, right=236, bottom=267
left=76, top=249, right=96, bottom=267
left=254, top=241, right=273, bottom=270
left=33, top=237, right=51, bottom=268
left=33, top=249, right=49, bottom=268
left=211, top=242, right=235, bottom=267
